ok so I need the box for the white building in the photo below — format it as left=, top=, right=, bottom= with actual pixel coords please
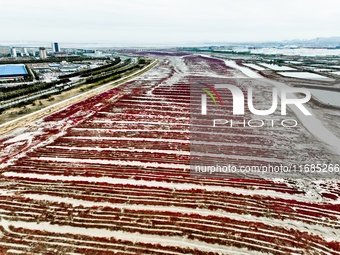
left=39, top=47, right=47, bottom=59
left=23, top=47, right=29, bottom=56
left=10, top=47, right=17, bottom=58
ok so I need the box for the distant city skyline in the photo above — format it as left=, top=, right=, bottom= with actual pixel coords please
left=1, top=0, right=340, bottom=45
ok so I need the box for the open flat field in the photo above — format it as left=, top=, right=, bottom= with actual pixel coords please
left=0, top=54, right=340, bottom=254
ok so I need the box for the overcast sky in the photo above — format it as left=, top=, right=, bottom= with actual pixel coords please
left=1, top=0, right=339, bottom=45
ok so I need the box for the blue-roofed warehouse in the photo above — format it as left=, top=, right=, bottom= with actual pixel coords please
left=0, top=64, right=29, bottom=78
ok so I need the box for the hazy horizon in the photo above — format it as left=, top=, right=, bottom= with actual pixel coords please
left=1, top=0, right=340, bottom=45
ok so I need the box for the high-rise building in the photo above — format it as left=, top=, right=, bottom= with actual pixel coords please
left=10, top=47, right=17, bottom=58
left=23, top=47, right=29, bottom=56
left=52, top=42, right=60, bottom=52
left=39, top=47, right=47, bottom=59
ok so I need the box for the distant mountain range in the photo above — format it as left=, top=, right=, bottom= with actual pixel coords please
left=1, top=37, right=340, bottom=48
left=283, top=37, right=340, bottom=46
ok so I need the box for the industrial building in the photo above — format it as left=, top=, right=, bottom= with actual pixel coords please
left=0, top=64, right=29, bottom=79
